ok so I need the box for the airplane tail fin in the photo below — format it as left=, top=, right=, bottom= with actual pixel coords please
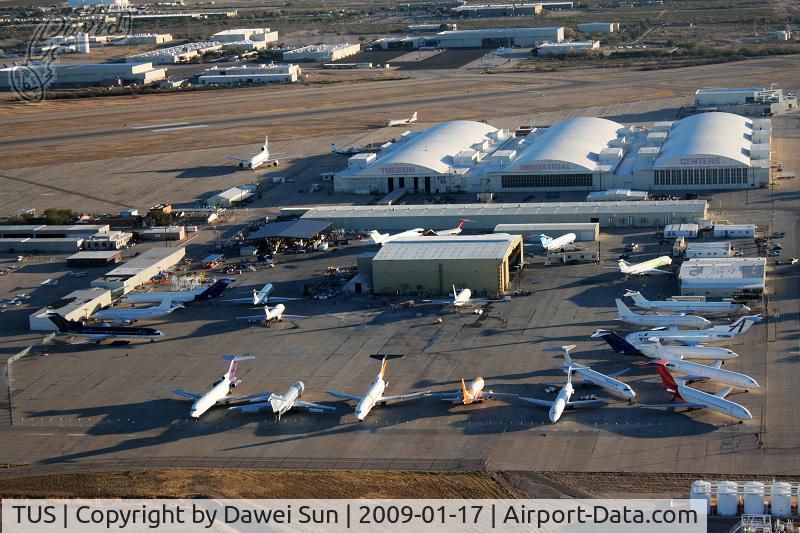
left=262, top=135, right=269, bottom=153
left=615, top=298, right=633, bottom=317
left=370, top=354, right=402, bottom=379
left=618, top=259, right=631, bottom=273
left=728, top=315, right=761, bottom=334
left=368, top=230, right=386, bottom=245
left=461, top=378, right=473, bottom=403
left=561, top=345, right=576, bottom=366
left=45, top=313, right=72, bottom=332
left=452, top=284, right=458, bottom=300
left=269, top=394, right=285, bottom=414
left=457, top=218, right=468, bottom=230
left=411, top=112, right=417, bottom=120
left=255, top=283, right=273, bottom=304
left=223, top=355, right=254, bottom=383
left=538, top=234, right=552, bottom=247
left=591, top=329, right=641, bottom=355
left=654, top=364, right=681, bottom=398
left=623, top=290, right=645, bottom=305
left=199, top=279, right=233, bottom=300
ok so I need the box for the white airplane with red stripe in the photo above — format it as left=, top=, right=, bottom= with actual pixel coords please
left=434, top=377, right=517, bottom=404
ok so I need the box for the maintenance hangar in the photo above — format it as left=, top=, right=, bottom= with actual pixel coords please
left=370, top=234, right=524, bottom=295
left=493, top=223, right=599, bottom=242
left=91, top=247, right=185, bottom=295
left=29, top=288, right=113, bottom=331
left=244, top=220, right=332, bottom=252
left=679, top=257, right=766, bottom=297
left=434, top=27, right=564, bottom=47
left=296, top=201, right=708, bottom=231
left=685, top=241, right=733, bottom=259
left=67, top=250, right=122, bottom=267
left=333, top=112, right=771, bottom=194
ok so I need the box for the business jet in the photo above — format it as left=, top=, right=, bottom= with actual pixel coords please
left=624, top=315, right=762, bottom=346
left=433, top=377, right=517, bottom=405
left=386, top=111, right=418, bottom=127
left=40, top=278, right=59, bottom=286
left=548, top=345, right=635, bottom=401
left=331, top=143, right=372, bottom=155
left=645, top=364, right=752, bottom=422
left=228, top=381, right=335, bottom=420
left=624, top=290, right=750, bottom=315
left=616, top=299, right=711, bottom=329
left=538, top=233, right=582, bottom=253
left=591, top=330, right=739, bottom=361
left=327, top=354, right=430, bottom=421
left=226, top=283, right=299, bottom=306
left=46, top=313, right=164, bottom=343
left=618, top=256, right=672, bottom=277
left=236, top=303, right=305, bottom=326
left=93, top=299, right=183, bottom=323
left=649, top=359, right=759, bottom=390
left=367, top=228, right=424, bottom=245
left=229, top=136, right=284, bottom=169
left=173, top=355, right=261, bottom=419
left=124, top=279, right=233, bottom=304
left=516, top=370, right=608, bottom=423
left=423, top=285, right=501, bottom=309
left=425, top=219, right=471, bottom=236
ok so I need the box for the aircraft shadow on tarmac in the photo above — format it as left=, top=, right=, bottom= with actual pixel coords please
left=602, top=108, right=682, bottom=123
left=118, top=166, right=240, bottom=179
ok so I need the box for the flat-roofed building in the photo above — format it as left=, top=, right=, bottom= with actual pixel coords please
left=29, top=288, right=113, bottom=331
left=91, top=247, right=185, bottom=295
left=679, top=257, right=766, bottom=297
left=685, top=241, right=733, bottom=258
left=370, top=233, right=524, bottom=295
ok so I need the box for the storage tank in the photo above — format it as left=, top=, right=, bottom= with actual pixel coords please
left=717, top=481, right=740, bottom=516
left=770, top=482, right=792, bottom=518
left=691, top=480, right=712, bottom=514
left=743, top=482, right=765, bottom=515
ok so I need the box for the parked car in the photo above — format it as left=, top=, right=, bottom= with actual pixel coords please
left=772, top=231, right=786, bottom=238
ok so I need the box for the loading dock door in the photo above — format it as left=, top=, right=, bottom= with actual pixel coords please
left=388, top=177, right=394, bottom=192
left=413, top=177, right=419, bottom=192
left=424, top=177, right=431, bottom=194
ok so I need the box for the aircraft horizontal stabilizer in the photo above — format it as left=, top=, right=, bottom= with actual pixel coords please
left=370, top=353, right=404, bottom=361
left=223, top=355, right=255, bottom=362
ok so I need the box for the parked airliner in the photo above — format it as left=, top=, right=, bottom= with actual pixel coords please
left=93, top=299, right=183, bottom=323
left=516, top=370, right=607, bottom=423
left=226, top=283, right=299, bottom=306
left=592, top=330, right=739, bottom=361
left=616, top=299, right=711, bottom=329
left=229, top=381, right=335, bottom=420
left=548, top=345, right=635, bottom=400
left=124, top=280, right=233, bottom=304
left=625, top=315, right=762, bottom=346
left=47, top=313, right=164, bottom=343
left=625, top=290, right=750, bottom=315
left=173, top=355, right=261, bottom=418
left=538, top=233, right=581, bottom=253
left=618, top=256, right=672, bottom=277
left=650, top=359, right=759, bottom=390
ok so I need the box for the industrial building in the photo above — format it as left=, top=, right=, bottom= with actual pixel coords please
left=332, top=113, right=771, bottom=194
left=67, top=0, right=128, bottom=6
left=198, top=64, right=300, bottom=86
left=211, top=28, right=278, bottom=44
left=0, top=238, right=83, bottom=253
left=537, top=40, right=600, bottom=55
left=0, top=224, right=117, bottom=253
left=292, top=200, right=708, bottom=230
left=283, top=43, right=361, bottom=62
left=679, top=257, right=766, bottom=297
left=451, top=3, right=543, bottom=16
left=685, top=241, right=733, bottom=258
left=0, top=63, right=167, bottom=89
left=83, top=231, right=132, bottom=250
left=713, top=224, right=756, bottom=238
left=29, top=288, right=113, bottom=331
left=137, top=226, right=186, bottom=241
left=577, top=22, right=620, bottom=34
left=126, top=42, right=223, bottom=64
left=586, top=189, right=648, bottom=202
left=663, top=223, right=699, bottom=239
left=67, top=250, right=122, bottom=267
left=91, top=247, right=185, bottom=294
left=695, top=87, right=797, bottom=116
left=111, top=33, right=173, bottom=46
left=436, top=27, right=564, bottom=47
left=494, top=223, right=599, bottom=241
left=370, top=234, right=524, bottom=295
left=206, top=186, right=255, bottom=207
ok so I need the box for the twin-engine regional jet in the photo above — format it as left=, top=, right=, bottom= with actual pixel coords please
left=327, top=355, right=430, bottom=421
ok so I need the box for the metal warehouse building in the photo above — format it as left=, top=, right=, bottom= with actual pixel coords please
left=370, top=234, right=524, bottom=295
left=91, top=247, right=185, bottom=295
left=679, top=257, right=766, bottom=297
left=295, top=200, right=707, bottom=230
left=493, top=223, right=599, bottom=241
left=333, top=112, right=771, bottom=194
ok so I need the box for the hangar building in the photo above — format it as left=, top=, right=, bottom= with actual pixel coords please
left=370, top=234, right=524, bottom=295
left=679, top=257, right=766, bottom=297
left=333, top=113, right=771, bottom=194
left=293, top=200, right=708, bottom=230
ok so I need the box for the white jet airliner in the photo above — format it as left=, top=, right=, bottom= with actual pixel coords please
left=624, top=315, right=762, bottom=346
left=615, top=299, right=711, bottom=329
left=423, top=285, right=499, bottom=308
left=93, top=298, right=183, bottom=323
left=229, top=136, right=285, bottom=169
left=427, top=219, right=471, bottom=236
left=618, top=256, right=673, bottom=277
left=124, top=280, right=233, bottom=304
left=229, top=381, right=335, bottom=420
left=516, top=370, right=608, bottom=423
left=236, top=303, right=305, bottom=325
left=433, top=377, right=517, bottom=405
left=548, top=345, right=635, bottom=401
left=650, top=359, right=759, bottom=390
left=173, top=355, right=261, bottom=419
left=538, top=233, right=581, bottom=253
left=327, top=355, right=430, bottom=421
left=592, top=330, right=739, bottom=361
left=367, top=229, right=425, bottom=245
left=646, top=364, right=752, bottom=422
left=226, top=283, right=299, bottom=306
left=386, top=112, right=418, bottom=127
left=624, top=290, right=750, bottom=315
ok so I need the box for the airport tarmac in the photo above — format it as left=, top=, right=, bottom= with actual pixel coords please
left=0, top=170, right=797, bottom=477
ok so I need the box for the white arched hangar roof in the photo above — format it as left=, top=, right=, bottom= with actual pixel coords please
left=655, top=112, right=753, bottom=168
left=504, top=117, right=625, bottom=173
left=356, top=120, right=498, bottom=175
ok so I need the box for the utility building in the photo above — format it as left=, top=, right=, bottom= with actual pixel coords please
left=679, top=257, right=766, bottom=297
left=370, top=234, right=524, bottom=295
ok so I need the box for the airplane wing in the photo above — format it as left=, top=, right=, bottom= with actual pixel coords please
left=715, top=386, right=733, bottom=399
left=267, top=296, right=302, bottom=303
left=646, top=269, right=672, bottom=275
left=236, top=314, right=265, bottom=320
left=420, top=299, right=452, bottom=305
left=281, top=314, right=308, bottom=319
left=566, top=399, right=608, bottom=408
left=642, top=402, right=707, bottom=410
left=294, top=400, right=336, bottom=411
left=225, top=297, right=254, bottom=304
left=516, top=396, right=553, bottom=407
left=431, top=392, right=462, bottom=401
left=228, top=157, right=249, bottom=163
left=228, top=402, right=270, bottom=413
left=378, top=391, right=431, bottom=403
left=172, top=389, right=201, bottom=400
left=326, top=390, right=364, bottom=402
left=215, top=393, right=268, bottom=406
left=480, top=391, right=519, bottom=400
